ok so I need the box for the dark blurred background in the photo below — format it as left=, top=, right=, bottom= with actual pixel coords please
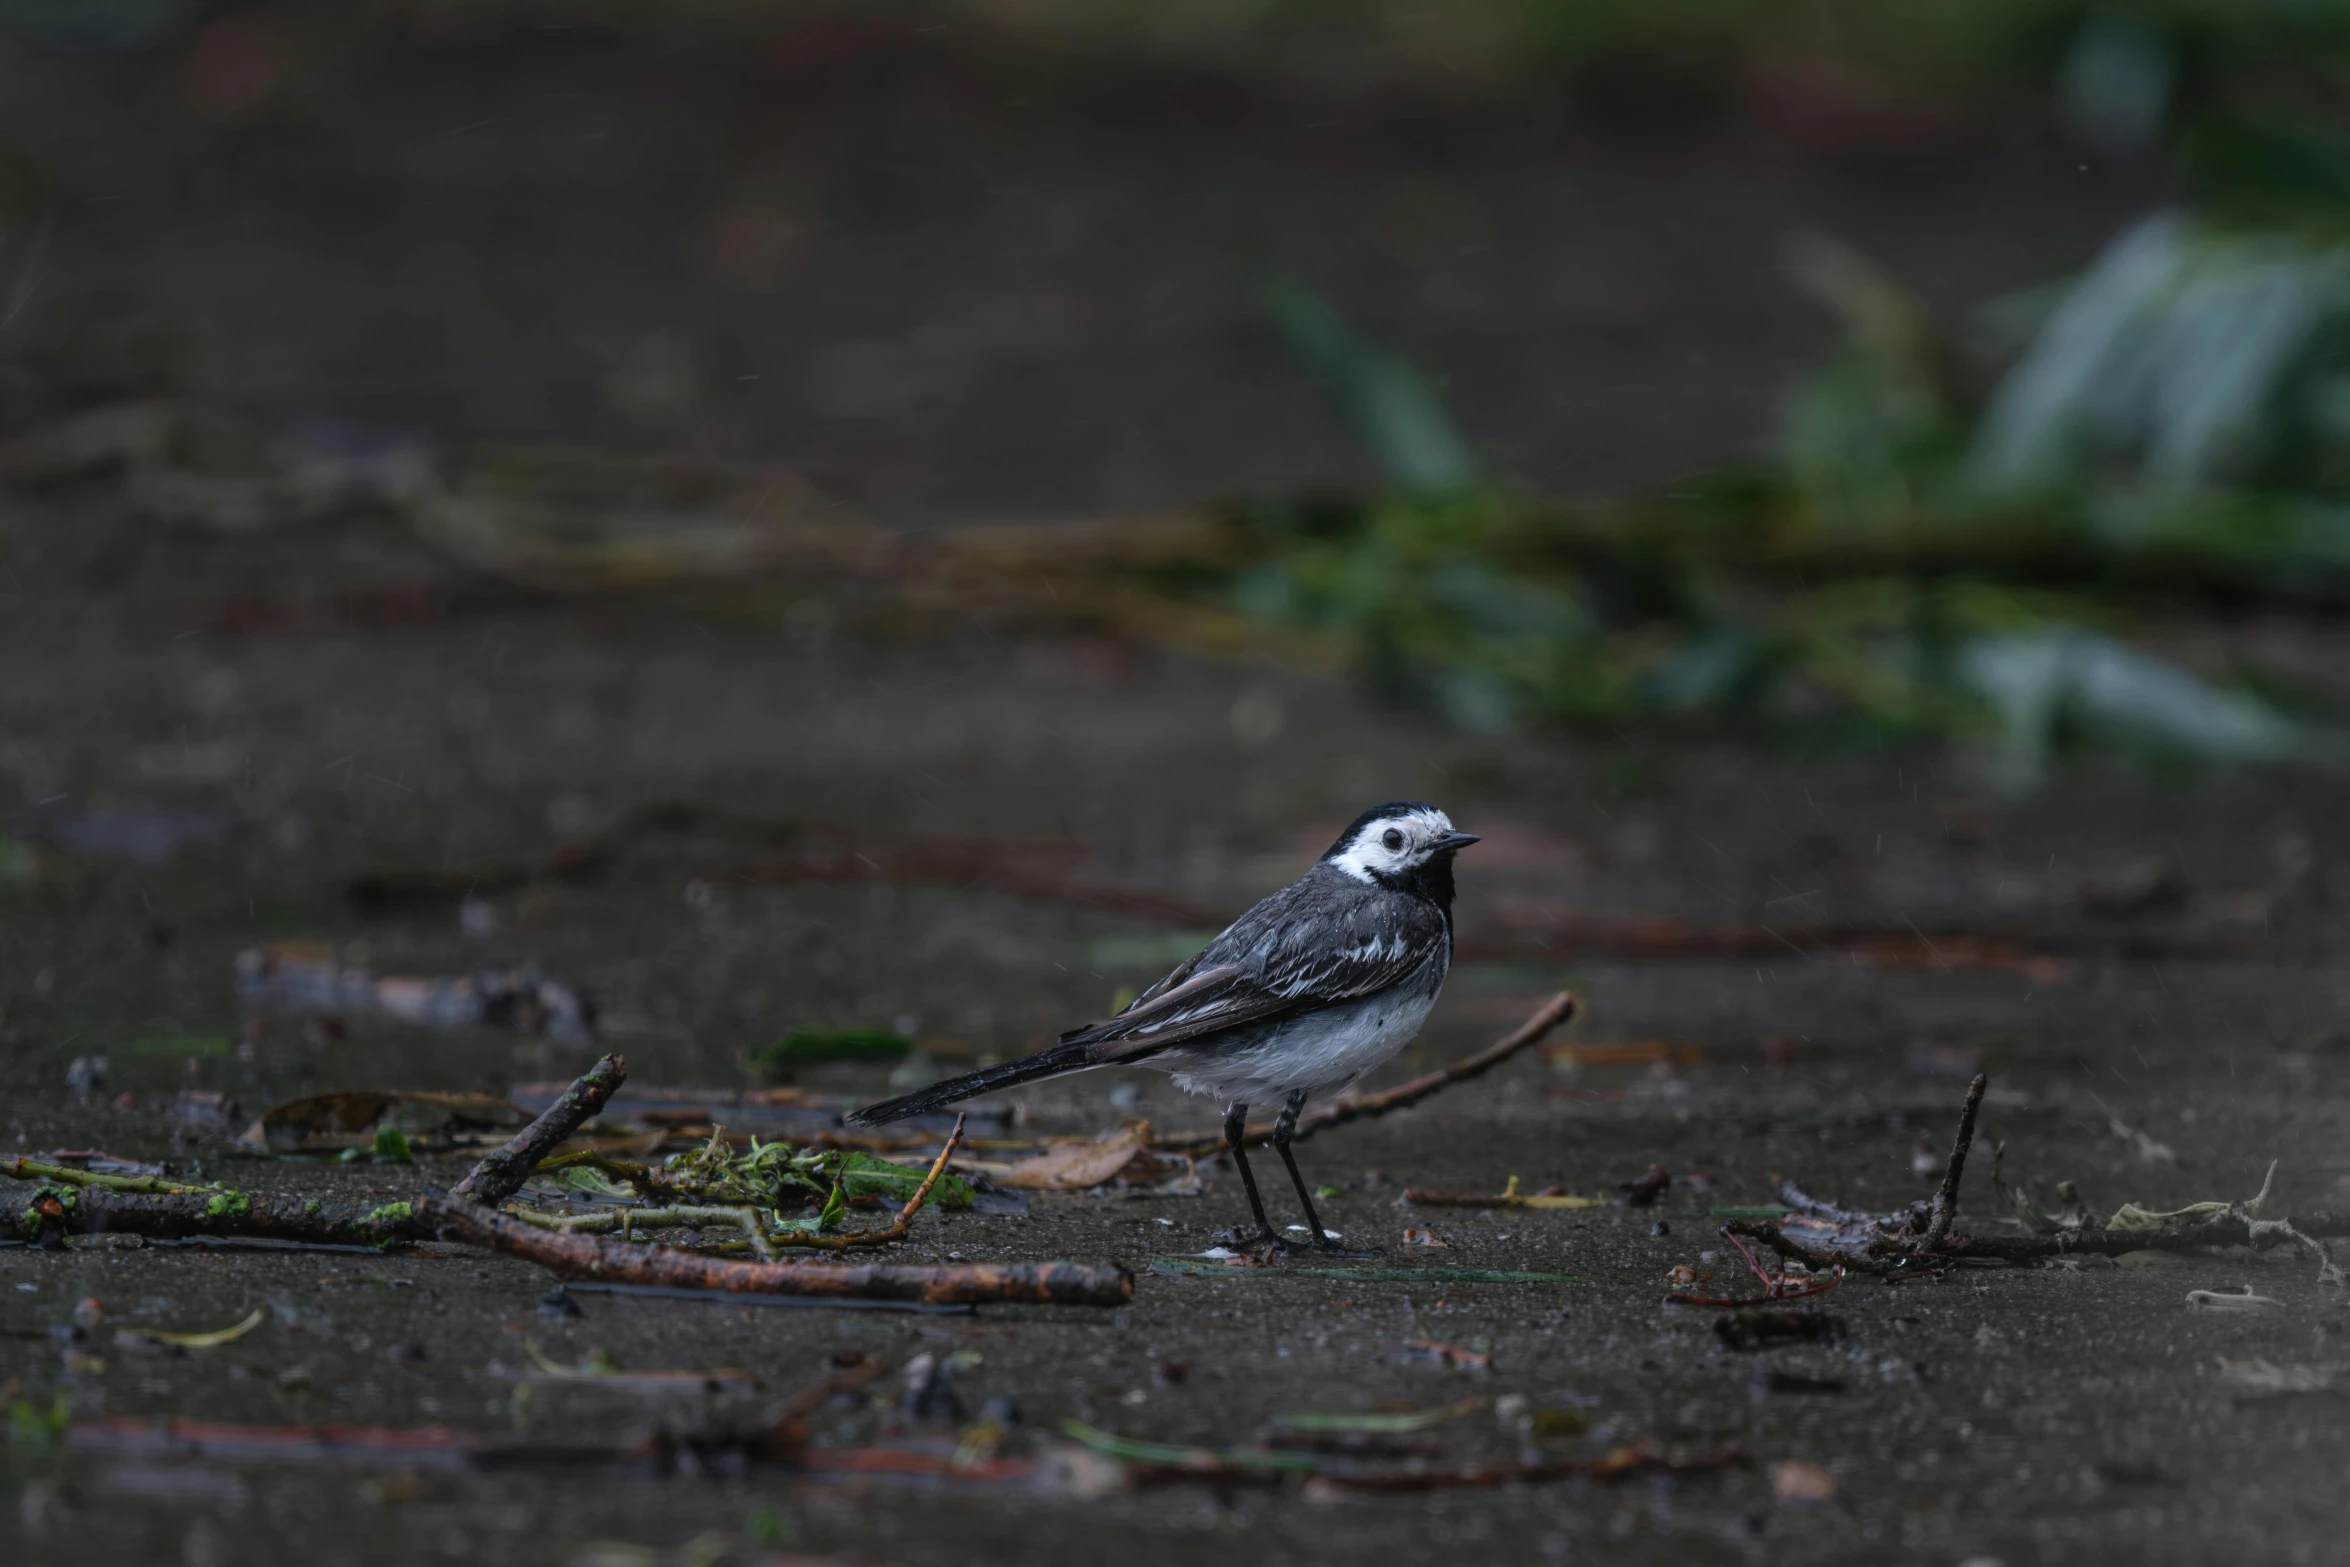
left=7, top=2, right=2350, bottom=1094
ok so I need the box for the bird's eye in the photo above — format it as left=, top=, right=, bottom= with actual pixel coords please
left=1382, top=829, right=1405, bottom=851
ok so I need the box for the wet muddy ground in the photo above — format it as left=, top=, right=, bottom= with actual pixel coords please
left=6, top=23, right=2350, bottom=1567
left=8, top=592, right=2350, bottom=1567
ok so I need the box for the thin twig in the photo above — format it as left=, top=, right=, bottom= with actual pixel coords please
left=507, top=1203, right=774, bottom=1247
left=0, top=1157, right=206, bottom=1196
left=769, top=1110, right=967, bottom=1252
left=1920, top=1072, right=1986, bottom=1251
left=506, top=1120, right=965, bottom=1255
left=1662, top=1224, right=1845, bottom=1307
left=733, top=1205, right=778, bottom=1261
left=765, top=1110, right=967, bottom=1252
left=893, top=1113, right=965, bottom=1224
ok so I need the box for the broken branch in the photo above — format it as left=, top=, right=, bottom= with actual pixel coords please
left=453, top=1052, right=627, bottom=1208
left=416, top=1192, right=1130, bottom=1306
left=11, top=1186, right=425, bottom=1249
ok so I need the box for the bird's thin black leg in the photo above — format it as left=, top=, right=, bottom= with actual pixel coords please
left=1274, top=1092, right=1378, bottom=1257
left=1220, top=1101, right=1282, bottom=1248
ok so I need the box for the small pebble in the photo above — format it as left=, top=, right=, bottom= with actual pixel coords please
left=1650, top=1220, right=1670, bottom=1237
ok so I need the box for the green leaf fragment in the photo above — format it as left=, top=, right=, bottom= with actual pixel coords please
left=834, top=1151, right=972, bottom=1210
left=1272, top=1397, right=1484, bottom=1434
left=1061, top=1419, right=1322, bottom=1473
left=8, top=1394, right=70, bottom=1447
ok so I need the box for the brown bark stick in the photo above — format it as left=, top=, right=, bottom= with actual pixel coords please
left=454, top=1052, right=627, bottom=1207
left=18, top=1187, right=425, bottom=1249
left=417, top=1194, right=1132, bottom=1306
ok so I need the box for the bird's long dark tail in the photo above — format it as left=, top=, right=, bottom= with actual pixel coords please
left=846, top=1041, right=1096, bottom=1126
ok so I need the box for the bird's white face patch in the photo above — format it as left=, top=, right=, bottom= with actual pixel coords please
left=1330, top=807, right=1459, bottom=884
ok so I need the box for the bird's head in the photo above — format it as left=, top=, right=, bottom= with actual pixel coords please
left=1322, top=802, right=1480, bottom=891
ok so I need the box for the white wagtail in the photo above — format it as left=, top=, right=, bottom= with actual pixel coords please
left=849, top=802, right=1479, bottom=1254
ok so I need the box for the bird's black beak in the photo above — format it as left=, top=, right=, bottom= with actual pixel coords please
left=1433, top=830, right=1481, bottom=853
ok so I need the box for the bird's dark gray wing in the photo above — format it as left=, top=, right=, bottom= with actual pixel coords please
left=1059, top=871, right=1448, bottom=1062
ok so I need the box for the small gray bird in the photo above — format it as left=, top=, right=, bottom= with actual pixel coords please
left=848, top=802, right=1479, bottom=1254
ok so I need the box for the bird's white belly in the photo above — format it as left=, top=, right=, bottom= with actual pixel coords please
left=1161, top=984, right=1440, bottom=1105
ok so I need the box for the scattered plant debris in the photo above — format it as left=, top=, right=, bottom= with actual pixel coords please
left=513, top=1339, right=759, bottom=1393
left=118, top=1309, right=266, bottom=1351
left=1270, top=1398, right=1486, bottom=1435
left=1712, top=1074, right=2346, bottom=1287
left=1397, top=1175, right=1601, bottom=1210
left=1667, top=1227, right=1845, bottom=1308
left=7, top=1056, right=1124, bottom=1308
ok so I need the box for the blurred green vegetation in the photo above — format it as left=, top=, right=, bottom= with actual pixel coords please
left=1184, top=7, right=2350, bottom=785
left=1230, top=216, right=2350, bottom=785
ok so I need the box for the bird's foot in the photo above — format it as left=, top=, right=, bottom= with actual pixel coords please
left=1213, top=1225, right=1291, bottom=1252
left=1211, top=1226, right=1317, bottom=1261
left=1212, top=1225, right=1379, bottom=1261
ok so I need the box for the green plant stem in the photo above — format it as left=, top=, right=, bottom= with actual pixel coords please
left=0, top=1157, right=208, bottom=1195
